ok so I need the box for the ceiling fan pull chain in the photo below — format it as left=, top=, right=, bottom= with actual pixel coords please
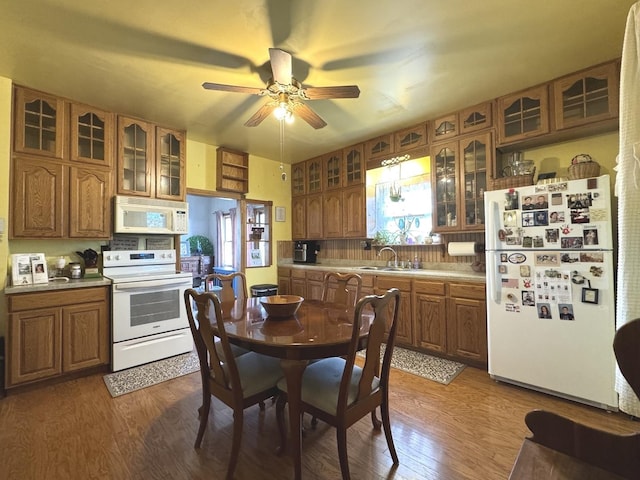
left=280, top=119, right=287, bottom=182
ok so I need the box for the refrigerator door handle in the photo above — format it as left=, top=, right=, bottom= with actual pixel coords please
left=487, top=251, right=501, bottom=303
left=486, top=200, right=500, bottom=251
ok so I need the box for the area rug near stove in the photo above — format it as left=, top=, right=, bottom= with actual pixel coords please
left=103, top=351, right=200, bottom=397
left=358, top=345, right=466, bottom=385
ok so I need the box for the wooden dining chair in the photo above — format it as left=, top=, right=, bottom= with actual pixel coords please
left=518, top=318, right=640, bottom=479
left=276, top=288, right=401, bottom=480
left=204, top=271, right=250, bottom=359
left=204, top=271, right=248, bottom=304
left=183, top=289, right=284, bottom=480
left=321, top=272, right=362, bottom=307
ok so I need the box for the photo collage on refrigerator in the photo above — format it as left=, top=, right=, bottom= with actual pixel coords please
left=496, top=178, right=609, bottom=321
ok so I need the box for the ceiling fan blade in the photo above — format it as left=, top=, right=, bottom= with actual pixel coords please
left=202, top=82, right=265, bottom=95
left=302, top=85, right=360, bottom=100
left=292, top=103, right=327, bottom=129
left=244, top=103, right=277, bottom=127
left=269, top=48, right=292, bottom=85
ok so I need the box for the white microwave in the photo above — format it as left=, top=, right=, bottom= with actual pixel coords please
left=114, top=195, right=188, bottom=235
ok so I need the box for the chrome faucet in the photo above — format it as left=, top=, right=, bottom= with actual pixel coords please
left=378, top=246, right=398, bottom=268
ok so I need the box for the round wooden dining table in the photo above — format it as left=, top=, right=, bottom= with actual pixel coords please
left=216, top=296, right=374, bottom=480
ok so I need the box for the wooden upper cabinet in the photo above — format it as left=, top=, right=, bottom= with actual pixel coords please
left=291, top=196, right=306, bottom=240
left=323, top=149, right=343, bottom=190
left=69, top=166, right=112, bottom=238
left=365, top=134, right=394, bottom=163
left=431, top=141, right=459, bottom=232
left=342, top=184, right=366, bottom=238
left=305, top=193, right=323, bottom=239
left=459, top=102, right=493, bottom=135
left=497, top=85, right=549, bottom=145
left=156, top=128, right=185, bottom=200
left=323, top=189, right=343, bottom=238
left=431, top=114, right=458, bottom=141
left=70, top=103, right=114, bottom=167
left=394, top=123, right=428, bottom=153
left=291, top=162, right=306, bottom=196
left=117, top=116, right=155, bottom=197
left=216, top=146, right=248, bottom=194
left=552, top=61, right=619, bottom=131
left=343, top=143, right=364, bottom=186
left=11, top=156, right=66, bottom=238
left=306, top=156, right=323, bottom=194
left=14, top=86, right=65, bottom=159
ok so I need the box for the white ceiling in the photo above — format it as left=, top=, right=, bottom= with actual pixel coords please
left=0, top=0, right=634, bottom=163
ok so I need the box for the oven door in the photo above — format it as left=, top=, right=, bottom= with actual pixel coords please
left=112, top=276, right=192, bottom=342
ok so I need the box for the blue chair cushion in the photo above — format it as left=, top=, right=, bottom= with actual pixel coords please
left=224, top=352, right=283, bottom=398
left=277, top=357, right=380, bottom=415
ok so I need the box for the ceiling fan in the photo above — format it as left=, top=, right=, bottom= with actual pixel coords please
left=202, top=48, right=360, bottom=129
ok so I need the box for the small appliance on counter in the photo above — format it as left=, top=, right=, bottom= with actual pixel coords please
left=293, top=240, right=319, bottom=264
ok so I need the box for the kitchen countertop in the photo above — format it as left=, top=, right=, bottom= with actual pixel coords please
left=280, top=262, right=486, bottom=283
left=5, top=276, right=112, bottom=295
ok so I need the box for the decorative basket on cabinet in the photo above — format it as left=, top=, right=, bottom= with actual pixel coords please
left=568, top=161, right=600, bottom=180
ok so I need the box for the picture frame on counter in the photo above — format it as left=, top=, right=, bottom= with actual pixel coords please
left=11, top=252, right=47, bottom=286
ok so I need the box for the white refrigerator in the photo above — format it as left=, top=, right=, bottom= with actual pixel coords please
left=484, top=174, right=617, bottom=410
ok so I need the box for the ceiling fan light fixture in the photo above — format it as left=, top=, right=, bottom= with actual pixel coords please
left=274, top=102, right=294, bottom=123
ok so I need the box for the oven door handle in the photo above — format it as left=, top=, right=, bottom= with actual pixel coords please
left=114, top=278, right=192, bottom=291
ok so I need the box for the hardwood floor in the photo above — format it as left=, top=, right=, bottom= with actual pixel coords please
left=0, top=365, right=637, bottom=479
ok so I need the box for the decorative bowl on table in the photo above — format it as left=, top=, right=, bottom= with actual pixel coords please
left=260, top=295, right=304, bottom=318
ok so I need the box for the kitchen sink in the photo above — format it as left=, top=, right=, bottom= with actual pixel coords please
left=358, top=266, right=404, bottom=271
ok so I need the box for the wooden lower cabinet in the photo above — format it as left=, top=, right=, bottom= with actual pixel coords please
left=446, top=282, right=487, bottom=366
left=376, top=276, right=413, bottom=346
left=413, top=280, right=447, bottom=353
left=290, top=269, right=306, bottom=297
left=276, top=266, right=487, bottom=367
left=6, top=287, right=110, bottom=388
left=277, top=267, right=291, bottom=295
left=306, top=270, right=324, bottom=300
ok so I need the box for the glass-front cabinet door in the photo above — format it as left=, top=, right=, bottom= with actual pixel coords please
left=117, top=116, right=154, bottom=197
left=343, top=143, right=364, bottom=186
left=460, top=132, right=491, bottom=231
left=432, top=141, right=458, bottom=232
left=156, top=128, right=185, bottom=201
left=14, top=86, right=65, bottom=159
left=243, top=200, right=272, bottom=268
left=70, top=103, right=114, bottom=167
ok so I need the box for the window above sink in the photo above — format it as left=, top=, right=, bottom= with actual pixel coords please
left=365, top=157, right=433, bottom=245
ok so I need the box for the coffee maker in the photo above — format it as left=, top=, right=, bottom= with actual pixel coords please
left=293, top=241, right=319, bottom=264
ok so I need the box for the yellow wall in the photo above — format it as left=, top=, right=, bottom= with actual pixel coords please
left=185, top=138, right=292, bottom=289
left=0, top=77, right=11, bottom=338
